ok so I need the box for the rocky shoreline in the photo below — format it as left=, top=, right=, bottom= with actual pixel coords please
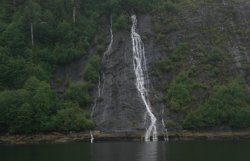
left=1, top=130, right=250, bottom=145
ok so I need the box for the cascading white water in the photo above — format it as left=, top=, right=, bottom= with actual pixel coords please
left=161, top=118, right=169, bottom=141
left=103, top=15, right=113, bottom=58
left=91, top=77, right=101, bottom=118
left=131, top=15, right=157, bottom=142
left=101, top=15, right=113, bottom=96
left=90, top=131, right=94, bottom=143
left=89, top=78, right=100, bottom=143
left=89, top=15, right=113, bottom=143
left=161, top=109, right=169, bottom=141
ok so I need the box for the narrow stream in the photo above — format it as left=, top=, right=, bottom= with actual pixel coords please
left=131, top=15, right=157, bottom=141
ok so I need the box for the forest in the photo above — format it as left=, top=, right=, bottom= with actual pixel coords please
left=0, top=0, right=250, bottom=134
left=0, top=0, right=158, bottom=133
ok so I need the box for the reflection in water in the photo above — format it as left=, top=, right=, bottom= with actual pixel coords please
left=137, top=142, right=158, bottom=161
left=1, top=141, right=250, bottom=161
left=92, top=142, right=139, bottom=161
left=92, top=142, right=167, bottom=161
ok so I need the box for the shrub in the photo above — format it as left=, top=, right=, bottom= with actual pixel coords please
left=53, top=46, right=82, bottom=65
left=65, top=82, right=93, bottom=108
left=0, top=89, right=29, bottom=133
left=183, top=78, right=250, bottom=129
left=11, top=103, right=34, bottom=133
left=164, top=70, right=194, bottom=111
left=153, top=57, right=173, bottom=76
left=0, top=77, right=58, bottom=133
left=153, top=43, right=188, bottom=76
left=113, top=14, right=130, bottom=31
left=52, top=105, right=95, bottom=131
left=206, top=48, right=224, bottom=63
left=153, top=0, right=178, bottom=13
left=0, top=57, right=31, bottom=88
left=169, top=43, right=188, bottom=62
left=84, top=55, right=101, bottom=84
left=165, top=120, right=177, bottom=128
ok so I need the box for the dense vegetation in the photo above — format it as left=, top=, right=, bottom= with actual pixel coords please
left=183, top=79, right=250, bottom=129
left=0, top=0, right=159, bottom=134
left=152, top=0, right=250, bottom=130
left=0, top=0, right=249, bottom=134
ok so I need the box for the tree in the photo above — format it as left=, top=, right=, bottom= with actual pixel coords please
left=24, top=77, right=57, bottom=131
left=183, top=79, right=250, bottom=129
left=12, top=103, right=34, bottom=133
left=84, top=55, right=101, bottom=83
left=0, top=89, right=29, bottom=133
left=65, top=82, right=93, bottom=108
left=0, top=57, right=30, bottom=88
left=52, top=104, right=95, bottom=131
left=0, top=17, right=27, bottom=56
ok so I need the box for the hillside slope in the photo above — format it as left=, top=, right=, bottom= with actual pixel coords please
left=0, top=0, right=249, bottom=137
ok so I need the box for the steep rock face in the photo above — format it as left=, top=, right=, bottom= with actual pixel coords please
left=150, top=0, right=250, bottom=130
left=53, top=0, right=250, bottom=135
left=225, top=0, right=250, bottom=88
left=92, top=15, right=165, bottom=135
left=93, top=30, right=141, bottom=132
left=52, top=15, right=166, bottom=135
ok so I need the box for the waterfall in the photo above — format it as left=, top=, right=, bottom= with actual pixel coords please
left=89, top=15, right=113, bottom=143
left=131, top=15, right=158, bottom=141
left=101, top=15, right=113, bottom=122
left=161, top=109, right=169, bottom=141
left=89, top=78, right=100, bottom=143
left=103, top=15, right=113, bottom=58
left=91, top=77, right=101, bottom=118
left=90, top=131, right=94, bottom=143
left=101, top=15, right=113, bottom=96
left=161, top=118, right=169, bottom=141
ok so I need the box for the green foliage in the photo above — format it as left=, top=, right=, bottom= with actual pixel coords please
left=165, top=120, right=177, bottom=128
left=153, top=43, right=188, bottom=76
left=0, top=0, right=101, bottom=88
left=153, top=0, right=178, bottom=13
left=65, top=82, right=93, bottom=108
left=24, top=77, right=57, bottom=131
left=0, top=0, right=108, bottom=133
left=53, top=46, right=82, bottom=65
left=0, top=89, right=29, bottom=132
left=13, top=103, right=34, bottom=133
left=245, top=64, right=250, bottom=83
left=205, top=48, right=224, bottom=63
left=84, top=55, right=101, bottom=84
left=113, top=14, right=130, bottom=31
left=169, top=43, right=188, bottom=62
left=0, top=16, right=27, bottom=56
left=1, top=0, right=248, bottom=134
left=183, top=78, right=250, bottom=129
left=165, top=70, right=195, bottom=111
left=104, top=0, right=154, bottom=13
left=52, top=104, right=95, bottom=131
left=153, top=58, right=173, bottom=76
left=0, top=57, right=30, bottom=88
left=0, top=77, right=57, bottom=133
left=0, top=77, right=94, bottom=133
left=152, top=0, right=250, bottom=131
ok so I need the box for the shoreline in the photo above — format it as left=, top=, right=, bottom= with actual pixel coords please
left=1, top=130, right=250, bottom=145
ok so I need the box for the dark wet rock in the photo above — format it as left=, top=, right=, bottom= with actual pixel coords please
left=52, top=0, right=250, bottom=137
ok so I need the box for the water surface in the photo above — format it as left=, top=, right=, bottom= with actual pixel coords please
left=0, top=141, right=249, bottom=161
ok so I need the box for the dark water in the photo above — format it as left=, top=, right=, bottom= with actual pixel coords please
left=0, top=141, right=250, bottom=161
